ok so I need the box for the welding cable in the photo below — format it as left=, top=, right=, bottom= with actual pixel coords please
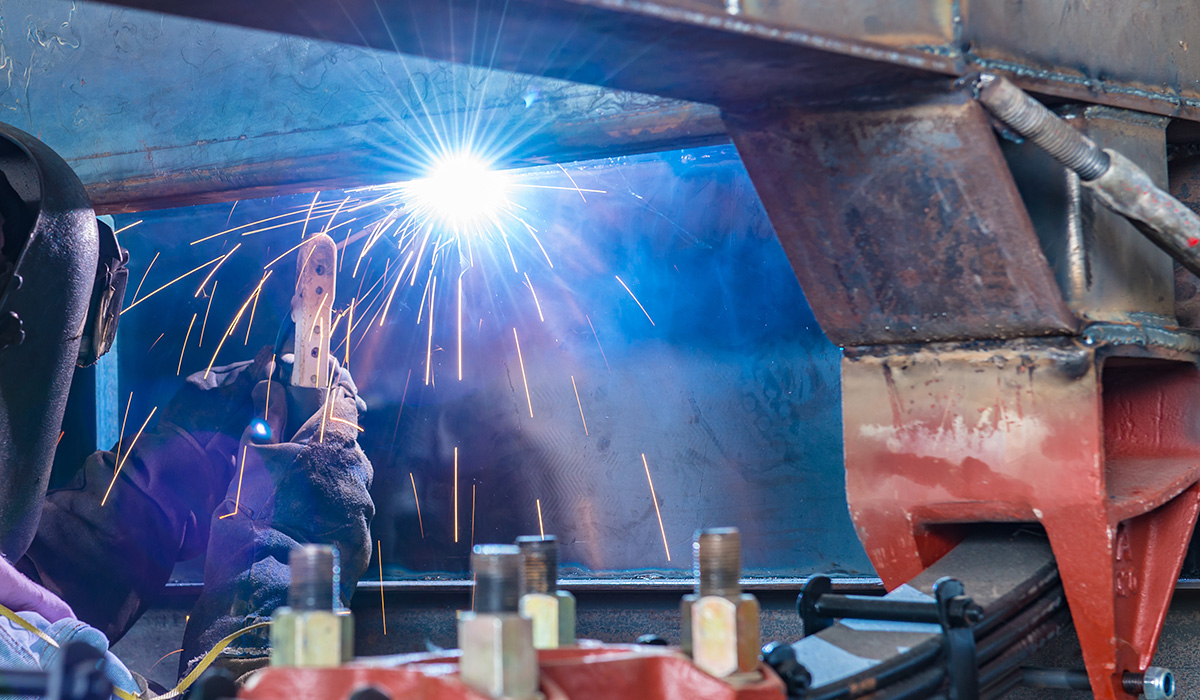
left=974, top=73, right=1200, bottom=278
left=0, top=600, right=267, bottom=700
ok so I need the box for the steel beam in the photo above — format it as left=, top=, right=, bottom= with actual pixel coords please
left=2, top=1, right=724, bottom=213
left=90, top=0, right=1200, bottom=122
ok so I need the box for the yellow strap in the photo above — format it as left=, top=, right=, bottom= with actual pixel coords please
left=0, top=601, right=269, bottom=700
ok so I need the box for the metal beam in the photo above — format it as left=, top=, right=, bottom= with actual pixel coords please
left=3, top=1, right=724, bottom=212
left=91, top=0, right=1200, bottom=121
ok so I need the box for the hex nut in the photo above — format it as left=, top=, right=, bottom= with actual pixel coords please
left=458, top=612, right=538, bottom=699
left=519, top=591, right=576, bottom=649
left=681, top=593, right=761, bottom=677
left=270, top=608, right=353, bottom=667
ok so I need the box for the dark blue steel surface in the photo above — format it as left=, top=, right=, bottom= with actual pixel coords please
left=0, top=0, right=720, bottom=211
left=107, top=145, right=871, bottom=581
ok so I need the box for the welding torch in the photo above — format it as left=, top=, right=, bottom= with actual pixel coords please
left=973, top=73, right=1200, bottom=279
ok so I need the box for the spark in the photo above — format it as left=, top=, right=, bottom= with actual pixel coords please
left=199, top=281, right=217, bottom=347
left=56, top=431, right=64, bottom=446
left=410, top=472, right=424, bottom=538
left=264, top=352, right=277, bottom=427
left=471, top=484, right=476, bottom=548
left=378, top=540, right=387, bottom=635
left=586, top=315, right=610, bottom=371
left=301, top=192, right=320, bottom=238
left=571, top=375, right=589, bottom=436
left=615, top=275, right=655, bottom=326
left=424, top=276, right=437, bottom=386
left=189, top=202, right=341, bottom=245
left=378, top=252, right=415, bottom=327
left=177, top=313, right=197, bottom=375
left=453, top=446, right=459, bottom=543
left=219, top=445, right=249, bottom=519
left=318, top=363, right=336, bottom=443
left=642, top=453, right=671, bottom=562
left=556, top=164, right=589, bottom=202
left=148, top=649, right=183, bottom=673
left=195, top=243, right=241, bottom=297
left=114, top=392, right=132, bottom=472
left=536, top=498, right=545, bottom=539
left=101, top=406, right=158, bottom=507
left=122, top=255, right=224, bottom=314
left=204, top=272, right=272, bottom=379
left=112, top=220, right=143, bottom=236
left=131, top=251, right=160, bottom=302
left=244, top=284, right=262, bottom=345
left=513, top=327, right=533, bottom=418
left=523, top=272, right=544, bottom=322
left=146, top=332, right=165, bottom=354
left=345, top=299, right=354, bottom=368
left=263, top=238, right=311, bottom=270
left=330, top=416, right=364, bottom=432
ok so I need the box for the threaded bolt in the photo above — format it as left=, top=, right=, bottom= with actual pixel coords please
left=288, top=544, right=338, bottom=611
left=516, top=535, right=558, bottom=594
left=472, top=544, right=522, bottom=613
left=976, top=74, right=1110, bottom=181
left=694, top=527, right=742, bottom=597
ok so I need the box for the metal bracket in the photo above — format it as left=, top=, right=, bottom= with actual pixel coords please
left=935, top=577, right=979, bottom=700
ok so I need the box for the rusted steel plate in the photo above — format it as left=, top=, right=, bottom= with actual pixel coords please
left=723, top=91, right=1077, bottom=346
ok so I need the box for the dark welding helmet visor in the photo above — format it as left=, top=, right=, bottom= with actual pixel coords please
left=0, top=122, right=108, bottom=560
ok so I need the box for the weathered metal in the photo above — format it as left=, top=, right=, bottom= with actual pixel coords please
left=722, top=91, right=1077, bottom=346
left=2, top=2, right=724, bottom=213
left=91, top=0, right=1200, bottom=123
left=841, top=333, right=1200, bottom=699
left=1003, top=104, right=1175, bottom=322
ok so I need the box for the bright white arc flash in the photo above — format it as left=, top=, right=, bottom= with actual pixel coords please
left=406, top=154, right=510, bottom=230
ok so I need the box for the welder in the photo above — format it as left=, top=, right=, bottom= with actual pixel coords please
left=0, top=123, right=375, bottom=695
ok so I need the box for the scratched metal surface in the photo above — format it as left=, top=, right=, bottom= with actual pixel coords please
left=0, top=0, right=722, bottom=212
left=106, top=144, right=871, bottom=582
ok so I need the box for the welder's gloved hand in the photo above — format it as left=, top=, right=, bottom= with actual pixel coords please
left=16, top=348, right=278, bottom=643
left=179, top=356, right=374, bottom=680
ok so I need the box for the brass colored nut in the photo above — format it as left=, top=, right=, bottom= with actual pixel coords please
left=681, top=593, right=761, bottom=677
left=519, top=591, right=576, bottom=649
left=458, top=611, right=539, bottom=699
left=269, top=608, right=354, bottom=667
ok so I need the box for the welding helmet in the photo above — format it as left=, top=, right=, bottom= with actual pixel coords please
left=0, top=122, right=127, bottom=559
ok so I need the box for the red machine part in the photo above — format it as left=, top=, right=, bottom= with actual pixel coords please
left=842, top=341, right=1200, bottom=700
left=239, top=644, right=785, bottom=700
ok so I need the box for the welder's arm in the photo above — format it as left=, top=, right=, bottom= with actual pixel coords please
left=178, top=356, right=374, bottom=680
left=16, top=350, right=276, bottom=642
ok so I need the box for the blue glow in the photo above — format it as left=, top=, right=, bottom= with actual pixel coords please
left=249, top=418, right=272, bottom=442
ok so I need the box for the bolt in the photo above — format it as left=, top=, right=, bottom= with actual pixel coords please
left=1124, top=667, right=1176, bottom=699
left=516, top=535, right=557, bottom=594
left=288, top=544, right=338, bottom=611
left=472, top=544, right=521, bottom=613
left=695, top=527, right=742, bottom=597
left=310, top=347, right=319, bottom=358
left=975, top=74, right=1110, bottom=181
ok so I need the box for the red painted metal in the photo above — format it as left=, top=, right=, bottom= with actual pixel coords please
left=240, top=644, right=785, bottom=700
left=842, top=340, right=1200, bottom=699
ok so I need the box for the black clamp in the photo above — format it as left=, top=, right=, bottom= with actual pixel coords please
left=934, top=577, right=979, bottom=700
left=796, top=575, right=981, bottom=700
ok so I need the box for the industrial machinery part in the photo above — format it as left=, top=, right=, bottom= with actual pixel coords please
left=458, top=544, right=538, bottom=699
left=516, top=535, right=576, bottom=649
left=1124, top=667, right=1177, bottom=700
left=270, top=545, right=354, bottom=667
left=0, top=122, right=100, bottom=561
left=975, top=74, right=1200, bottom=279
left=681, top=528, right=761, bottom=679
